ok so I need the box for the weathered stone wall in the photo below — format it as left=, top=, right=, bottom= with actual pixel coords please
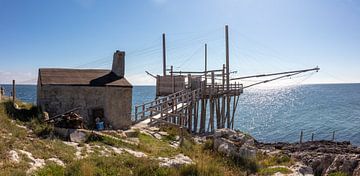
left=37, top=85, right=132, bottom=129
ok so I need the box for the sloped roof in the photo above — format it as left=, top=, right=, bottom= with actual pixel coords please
left=38, top=68, right=132, bottom=87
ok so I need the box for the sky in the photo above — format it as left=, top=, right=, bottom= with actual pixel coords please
left=0, top=0, right=359, bottom=85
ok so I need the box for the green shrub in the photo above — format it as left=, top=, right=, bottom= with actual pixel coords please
left=29, top=118, right=54, bottom=137
left=259, top=167, right=292, bottom=175
left=230, top=155, right=258, bottom=173
left=328, top=172, right=349, bottom=176
left=202, top=139, right=214, bottom=151
left=34, top=163, right=65, bottom=176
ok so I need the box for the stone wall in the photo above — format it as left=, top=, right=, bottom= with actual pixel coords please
left=37, top=85, right=132, bottom=129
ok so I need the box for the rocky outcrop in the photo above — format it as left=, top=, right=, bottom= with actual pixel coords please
left=257, top=140, right=360, bottom=176
left=213, top=128, right=257, bottom=159
left=158, top=154, right=194, bottom=167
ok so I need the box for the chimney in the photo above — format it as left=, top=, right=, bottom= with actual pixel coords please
left=112, top=50, right=125, bottom=77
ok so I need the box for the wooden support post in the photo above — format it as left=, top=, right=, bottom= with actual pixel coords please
left=311, top=133, right=314, bottom=141
left=171, top=66, right=175, bottom=93
left=188, top=74, right=191, bottom=89
left=231, top=86, right=236, bottom=129
left=150, top=102, right=153, bottom=117
left=300, top=130, right=303, bottom=144
left=226, top=96, right=231, bottom=128
left=172, top=98, right=176, bottom=123
left=194, top=100, right=198, bottom=133
left=135, top=106, right=138, bottom=121
left=216, top=95, right=221, bottom=129
left=200, top=98, right=206, bottom=133
left=12, top=80, right=16, bottom=105
left=190, top=91, right=196, bottom=131
left=142, top=104, right=145, bottom=119
left=162, top=33, right=166, bottom=76
left=210, top=71, right=215, bottom=132
left=221, top=64, right=226, bottom=128
left=332, top=131, right=335, bottom=141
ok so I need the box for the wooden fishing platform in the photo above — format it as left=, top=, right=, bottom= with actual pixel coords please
left=132, top=25, right=319, bottom=134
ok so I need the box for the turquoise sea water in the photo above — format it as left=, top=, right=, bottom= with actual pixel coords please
left=1, top=84, right=359, bottom=145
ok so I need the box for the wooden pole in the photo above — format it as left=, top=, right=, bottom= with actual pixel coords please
left=205, top=43, right=207, bottom=74
left=162, top=33, right=167, bottom=76
left=216, top=87, right=221, bottom=129
left=225, top=25, right=231, bottom=128
left=135, top=106, right=138, bottom=121
left=225, top=25, right=230, bottom=91
left=311, top=133, right=314, bottom=141
left=188, top=74, right=191, bottom=89
left=12, top=80, right=16, bottom=104
left=171, top=66, right=174, bottom=93
left=221, top=64, right=226, bottom=128
left=209, top=71, right=215, bottom=132
left=194, top=100, right=198, bottom=133
left=332, top=131, right=335, bottom=141
left=300, top=130, right=303, bottom=144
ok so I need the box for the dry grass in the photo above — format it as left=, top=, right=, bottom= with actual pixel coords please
left=1, top=100, right=297, bottom=176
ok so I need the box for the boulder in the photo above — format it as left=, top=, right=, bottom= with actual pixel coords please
left=69, top=130, right=87, bottom=143
left=125, top=129, right=139, bottom=138
left=290, top=162, right=314, bottom=175
left=214, top=128, right=257, bottom=159
left=158, top=154, right=194, bottom=167
left=353, top=163, right=360, bottom=176
left=325, top=154, right=360, bottom=176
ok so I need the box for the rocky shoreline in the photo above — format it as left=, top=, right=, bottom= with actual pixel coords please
left=256, top=141, right=360, bottom=176
left=212, top=128, right=360, bottom=176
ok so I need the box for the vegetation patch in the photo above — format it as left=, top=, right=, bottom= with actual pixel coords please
left=256, top=152, right=293, bottom=167
left=258, top=167, right=293, bottom=175
left=34, top=163, right=65, bottom=176
left=328, top=172, right=349, bottom=176
left=138, top=133, right=179, bottom=157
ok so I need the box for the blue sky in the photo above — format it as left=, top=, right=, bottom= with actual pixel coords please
left=0, top=0, right=359, bottom=85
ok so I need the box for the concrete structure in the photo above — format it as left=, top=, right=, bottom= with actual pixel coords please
left=37, top=50, right=132, bottom=129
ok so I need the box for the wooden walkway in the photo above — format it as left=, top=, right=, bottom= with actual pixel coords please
left=132, top=83, right=243, bottom=133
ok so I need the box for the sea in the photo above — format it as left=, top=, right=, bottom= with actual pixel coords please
left=1, top=84, right=360, bottom=145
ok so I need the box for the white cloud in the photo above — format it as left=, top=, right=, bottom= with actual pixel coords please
left=0, top=71, right=37, bottom=85
left=127, top=73, right=156, bottom=85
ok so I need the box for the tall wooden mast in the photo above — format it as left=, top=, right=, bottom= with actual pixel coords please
left=225, top=25, right=230, bottom=90
left=162, top=33, right=166, bottom=76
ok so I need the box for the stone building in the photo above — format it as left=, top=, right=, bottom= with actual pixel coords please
left=37, top=51, right=132, bottom=129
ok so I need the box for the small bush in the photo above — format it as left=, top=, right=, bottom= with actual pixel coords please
left=328, top=172, right=349, bottom=176
left=259, top=167, right=293, bottom=175
left=34, top=163, right=65, bottom=176
left=230, top=155, right=258, bottom=173
left=29, top=118, right=54, bottom=137
left=202, top=139, right=214, bottom=151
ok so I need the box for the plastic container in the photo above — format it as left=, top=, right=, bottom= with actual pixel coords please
left=96, top=122, right=104, bottom=131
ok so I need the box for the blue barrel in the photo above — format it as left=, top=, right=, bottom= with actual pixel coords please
left=96, top=122, right=104, bottom=131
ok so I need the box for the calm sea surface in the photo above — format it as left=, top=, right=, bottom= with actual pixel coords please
left=1, top=84, right=360, bottom=145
